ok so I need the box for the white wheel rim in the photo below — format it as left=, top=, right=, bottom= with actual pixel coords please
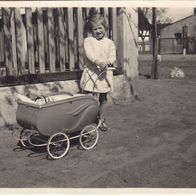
left=79, top=125, right=99, bottom=150
left=20, top=129, right=33, bottom=148
left=47, top=132, right=70, bottom=160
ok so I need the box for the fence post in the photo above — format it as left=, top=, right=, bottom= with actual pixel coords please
left=47, top=8, right=56, bottom=72
left=182, top=25, right=188, bottom=55
left=172, top=38, right=174, bottom=54
left=37, top=8, right=45, bottom=74
left=151, top=7, right=158, bottom=79
left=117, top=8, right=139, bottom=98
left=25, top=8, right=35, bottom=74
left=158, top=37, right=161, bottom=54
left=117, top=8, right=138, bottom=74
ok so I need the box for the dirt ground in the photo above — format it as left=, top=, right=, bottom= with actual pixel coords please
left=0, top=55, right=196, bottom=189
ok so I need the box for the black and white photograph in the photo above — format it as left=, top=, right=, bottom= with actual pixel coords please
left=0, top=0, right=196, bottom=194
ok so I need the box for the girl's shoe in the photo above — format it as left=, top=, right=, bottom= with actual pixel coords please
left=100, top=118, right=108, bottom=131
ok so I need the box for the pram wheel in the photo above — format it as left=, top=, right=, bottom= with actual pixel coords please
left=47, top=132, right=70, bottom=160
left=12, top=128, right=34, bottom=148
left=79, top=124, right=99, bottom=150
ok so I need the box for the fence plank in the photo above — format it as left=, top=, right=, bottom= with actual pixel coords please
left=58, top=8, right=66, bottom=72
left=37, top=8, right=45, bottom=74
left=32, top=14, right=38, bottom=65
left=111, top=8, right=117, bottom=45
left=103, top=8, right=109, bottom=37
left=77, top=8, right=84, bottom=69
left=73, top=9, right=78, bottom=68
left=43, top=21, right=48, bottom=67
left=67, top=8, right=75, bottom=71
left=25, top=8, right=35, bottom=74
left=15, top=8, right=26, bottom=75
left=0, top=9, right=3, bottom=64
left=2, top=8, right=15, bottom=76
left=0, top=27, right=4, bottom=64
left=47, top=8, right=56, bottom=72
left=64, top=8, right=69, bottom=69
left=10, top=8, right=18, bottom=75
left=117, top=8, right=124, bottom=69
left=110, top=8, right=117, bottom=67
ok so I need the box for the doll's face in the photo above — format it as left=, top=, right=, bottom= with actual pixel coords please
left=91, top=23, right=106, bottom=40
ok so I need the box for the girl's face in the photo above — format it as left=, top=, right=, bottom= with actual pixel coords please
left=91, top=24, right=106, bottom=40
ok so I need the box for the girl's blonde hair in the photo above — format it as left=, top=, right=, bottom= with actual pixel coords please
left=85, top=8, right=108, bottom=33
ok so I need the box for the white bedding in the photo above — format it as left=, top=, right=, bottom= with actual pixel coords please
left=17, top=93, right=85, bottom=105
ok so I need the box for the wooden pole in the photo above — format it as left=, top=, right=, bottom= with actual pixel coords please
left=182, top=25, right=188, bottom=55
left=151, top=7, right=158, bottom=79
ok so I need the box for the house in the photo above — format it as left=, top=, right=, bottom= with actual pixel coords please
left=159, top=8, right=196, bottom=54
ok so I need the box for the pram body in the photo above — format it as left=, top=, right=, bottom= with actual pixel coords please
left=17, top=94, right=99, bottom=136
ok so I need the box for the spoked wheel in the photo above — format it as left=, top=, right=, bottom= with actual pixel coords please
left=12, top=128, right=34, bottom=148
left=21, top=129, right=40, bottom=148
left=47, top=132, right=70, bottom=160
left=79, top=124, right=99, bottom=150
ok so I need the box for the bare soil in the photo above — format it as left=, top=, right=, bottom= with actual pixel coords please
left=0, top=55, right=196, bottom=188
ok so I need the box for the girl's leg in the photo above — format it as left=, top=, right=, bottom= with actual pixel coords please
left=98, top=93, right=107, bottom=118
left=99, top=93, right=108, bottom=131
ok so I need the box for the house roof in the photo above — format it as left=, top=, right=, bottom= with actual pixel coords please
left=162, top=14, right=196, bottom=29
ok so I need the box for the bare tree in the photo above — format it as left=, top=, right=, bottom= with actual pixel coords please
left=140, top=7, right=174, bottom=24
left=138, top=7, right=173, bottom=51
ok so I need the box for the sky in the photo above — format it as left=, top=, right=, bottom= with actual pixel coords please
left=166, top=7, right=194, bottom=22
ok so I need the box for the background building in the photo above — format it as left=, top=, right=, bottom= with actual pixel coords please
left=159, top=8, right=196, bottom=54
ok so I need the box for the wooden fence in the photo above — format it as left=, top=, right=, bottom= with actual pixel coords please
left=0, top=7, right=137, bottom=86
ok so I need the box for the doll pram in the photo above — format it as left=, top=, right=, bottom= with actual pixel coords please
left=13, top=92, right=103, bottom=160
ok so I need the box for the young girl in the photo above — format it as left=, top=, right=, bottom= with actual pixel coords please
left=80, top=11, right=116, bottom=131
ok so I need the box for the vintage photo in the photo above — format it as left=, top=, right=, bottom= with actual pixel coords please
left=0, top=1, right=196, bottom=193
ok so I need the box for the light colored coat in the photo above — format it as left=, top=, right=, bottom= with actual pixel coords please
left=80, top=37, right=116, bottom=93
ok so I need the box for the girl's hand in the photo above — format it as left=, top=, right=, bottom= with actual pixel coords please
left=99, top=63, right=107, bottom=70
left=95, top=60, right=110, bottom=71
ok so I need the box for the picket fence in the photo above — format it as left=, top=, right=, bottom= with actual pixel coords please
left=0, top=7, right=121, bottom=85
